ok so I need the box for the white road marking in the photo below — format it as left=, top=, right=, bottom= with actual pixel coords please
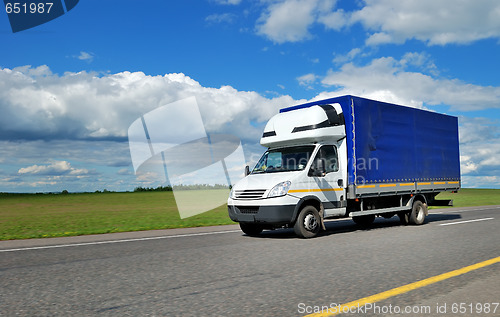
left=450, top=207, right=500, bottom=212
left=0, top=230, right=241, bottom=253
left=438, top=217, right=494, bottom=226
left=430, top=206, right=499, bottom=214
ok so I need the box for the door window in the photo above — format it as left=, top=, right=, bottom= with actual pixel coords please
left=312, top=145, right=339, bottom=174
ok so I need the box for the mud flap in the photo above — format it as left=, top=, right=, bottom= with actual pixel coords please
left=319, top=204, right=326, bottom=231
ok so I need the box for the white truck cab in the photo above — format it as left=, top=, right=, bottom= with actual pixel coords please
left=228, top=103, right=348, bottom=238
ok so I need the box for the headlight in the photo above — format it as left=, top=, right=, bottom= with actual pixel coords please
left=229, top=187, right=236, bottom=199
left=268, top=181, right=291, bottom=198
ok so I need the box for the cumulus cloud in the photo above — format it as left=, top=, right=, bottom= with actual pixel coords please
left=257, top=0, right=320, bottom=43
left=0, top=65, right=305, bottom=192
left=321, top=55, right=500, bottom=111
left=0, top=65, right=299, bottom=143
left=297, top=73, right=318, bottom=89
left=351, top=0, right=500, bottom=46
left=256, top=0, right=500, bottom=46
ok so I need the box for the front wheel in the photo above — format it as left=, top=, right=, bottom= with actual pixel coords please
left=239, top=223, right=263, bottom=236
left=294, top=205, right=321, bottom=238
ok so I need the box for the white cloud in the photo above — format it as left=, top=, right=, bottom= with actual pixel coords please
left=205, top=13, right=236, bottom=24
left=458, top=117, right=500, bottom=183
left=459, top=117, right=499, bottom=144
left=18, top=160, right=89, bottom=176
left=76, top=51, right=94, bottom=62
left=460, top=155, right=478, bottom=174
left=257, top=0, right=320, bottom=43
left=460, top=140, right=500, bottom=178
left=350, top=0, right=500, bottom=46
left=317, top=8, right=347, bottom=31
left=255, top=0, right=500, bottom=46
left=0, top=65, right=299, bottom=143
left=461, top=176, right=500, bottom=188
left=332, top=48, right=362, bottom=65
left=0, top=65, right=307, bottom=192
left=0, top=139, right=135, bottom=192
left=256, top=0, right=345, bottom=43
left=297, top=73, right=318, bottom=89
left=213, top=0, right=242, bottom=4
left=321, top=55, right=500, bottom=111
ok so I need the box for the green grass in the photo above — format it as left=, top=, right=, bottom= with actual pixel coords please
left=0, top=192, right=235, bottom=240
left=434, top=188, right=500, bottom=208
left=1, top=188, right=498, bottom=240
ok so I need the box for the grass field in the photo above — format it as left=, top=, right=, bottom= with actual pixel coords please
left=434, top=188, right=500, bottom=208
left=0, top=188, right=498, bottom=240
left=0, top=191, right=233, bottom=240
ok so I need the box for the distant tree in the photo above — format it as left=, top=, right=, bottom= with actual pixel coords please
left=61, top=190, right=69, bottom=194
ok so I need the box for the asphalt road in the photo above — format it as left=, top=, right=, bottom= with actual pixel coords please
left=1, top=206, right=499, bottom=317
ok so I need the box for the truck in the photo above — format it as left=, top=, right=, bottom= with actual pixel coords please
left=228, top=95, right=460, bottom=238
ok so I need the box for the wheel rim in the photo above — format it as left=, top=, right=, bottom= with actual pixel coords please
left=416, top=205, right=424, bottom=222
left=303, top=213, right=318, bottom=231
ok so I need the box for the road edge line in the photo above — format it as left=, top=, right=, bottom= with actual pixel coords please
left=0, top=230, right=241, bottom=253
left=305, top=256, right=500, bottom=317
left=438, top=217, right=494, bottom=226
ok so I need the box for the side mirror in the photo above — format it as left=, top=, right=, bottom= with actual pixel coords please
left=310, top=159, right=325, bottom=177
left=317, top=159, right=325, bottom=175
left=245, top=165, right=250, bottom=176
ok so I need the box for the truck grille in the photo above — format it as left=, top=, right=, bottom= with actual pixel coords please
left=234, top=189, right=266, bottom=199
left=237, top=206, right=259, bottom=214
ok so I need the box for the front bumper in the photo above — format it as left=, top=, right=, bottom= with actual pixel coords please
left=228, top=204, right=296, bottom=225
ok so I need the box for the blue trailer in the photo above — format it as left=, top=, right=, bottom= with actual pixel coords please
left=228, top=95, right=461, bottom=238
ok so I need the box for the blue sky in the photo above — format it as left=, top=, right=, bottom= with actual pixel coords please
left=1, top=0, right=500, bottom=192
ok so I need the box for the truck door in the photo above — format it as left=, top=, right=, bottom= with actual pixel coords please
left=309, top=145, right=346, bottom=217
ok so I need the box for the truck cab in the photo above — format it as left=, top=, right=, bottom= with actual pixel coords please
left=228, top=103, right=348, bottom=238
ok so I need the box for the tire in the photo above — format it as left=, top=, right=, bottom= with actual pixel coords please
left=239, top=223, right=263, bottom=236
left=398, top=212, right=410, bottom=225
left=294, top=205, right=321, bottom=238
left=409, top=200, right=427, bottom=225
left=352, top=214, right=375, bottom=227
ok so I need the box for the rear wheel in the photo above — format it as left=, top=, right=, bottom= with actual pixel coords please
left=239, top=223, right=263, bottom=236
left=409, top=200, right=427, bottom=225
left=294, top=205, right=321, bottom=238
left=352, top=214, right=375, bottom=227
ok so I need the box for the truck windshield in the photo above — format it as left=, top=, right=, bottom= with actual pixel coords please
left=252, top=146, right=315, bottom=174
